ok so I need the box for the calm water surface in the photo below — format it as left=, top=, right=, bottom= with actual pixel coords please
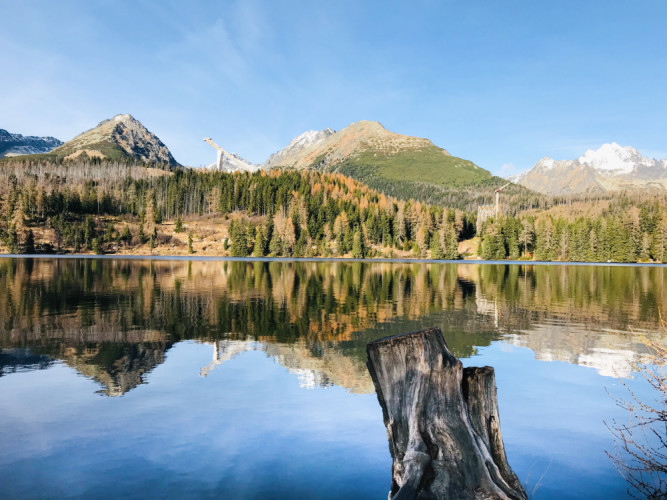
left=0, top=258, right=665, bottom=499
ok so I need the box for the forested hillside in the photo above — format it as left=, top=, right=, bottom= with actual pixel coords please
left=0, top=157, right=471, bottom=259
left=477, top=193, right=667, bottom=262
left=0, top=157, right=665, bottom=262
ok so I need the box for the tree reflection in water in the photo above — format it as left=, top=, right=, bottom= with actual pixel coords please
left=0, top=258, right=664, bottom=396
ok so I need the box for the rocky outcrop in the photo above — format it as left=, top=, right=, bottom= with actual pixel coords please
left=263, top=128, right=335, bottom=169
left=0, top=129, right=62, bottom=157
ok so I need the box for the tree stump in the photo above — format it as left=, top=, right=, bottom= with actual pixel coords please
left=366, top=327, right=527, bottom=500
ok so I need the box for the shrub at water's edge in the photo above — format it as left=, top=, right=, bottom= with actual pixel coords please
left=606, top=318, right=667, bottom=499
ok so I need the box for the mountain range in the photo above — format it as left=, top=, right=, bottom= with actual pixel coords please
left=205, top=120, right=497, bottom=193
left=511, top=143, right=667, bottom=194
left=5, top=113, right=667, bottom=199
left=2, top=114, right=180, bottom=166
left=32, top=114, right=497, bottom=201
left=0, top=129, right=62, bottom=158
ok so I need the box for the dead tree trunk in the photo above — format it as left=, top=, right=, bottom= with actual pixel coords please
left=366, top=327, right=527, bottom=500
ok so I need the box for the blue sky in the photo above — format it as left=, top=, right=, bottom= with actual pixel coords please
left=1, top=1, right=665, bottom=174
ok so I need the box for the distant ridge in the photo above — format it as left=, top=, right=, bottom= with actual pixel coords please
left=512, top=143, right=667, bottom=194
left=0, top=129, right=62, bottom=158
left=3, top=116, right=516, bottom=205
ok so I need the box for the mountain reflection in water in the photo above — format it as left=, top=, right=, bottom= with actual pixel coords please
left=0, top=258, right=663, bottom=396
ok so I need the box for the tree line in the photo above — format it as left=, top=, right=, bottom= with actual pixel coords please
left=478, top=196, right=667, bottom=262
left=0, top=159, right=473, bottom=258
left=1, top=157, right=666, bottom=262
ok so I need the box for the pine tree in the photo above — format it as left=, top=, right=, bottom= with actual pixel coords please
left=230, top=220, right=249, bottom=257
left=268, top=234, right=282, bottom=256
left=481, top=221, right=505, bottom=260
left=343, top=227, right=354, bottom=255
left=502, top=217, right=521, bottom=260
left=83, top=216, right=96, bottom=249
left=174, top=217, right=183, bottom=233
left=442, top=224, right=459, bottom=260
left=534, top=219, right=553, bottom=261
left=518, top=219, right=535, bottom=256
left=5, top=225, right=19, bottom=254
left=640, top=233, right=652, bottom=261
left=92, top=237, right=102, bottom=255
left=352, top=229, right=366, bottom=258
left=588, top=223, right=600, bottom=262
left=253, top=224, right=267, bottom=257
left=138, top=223, right=146, bottom=244
left=651, top=215, right=667, bottom=262
left=294, top=231, right=308, bottom=257
left=430, top=231, right=444, bottom=259
left=121, top=225, right=132, bottom=243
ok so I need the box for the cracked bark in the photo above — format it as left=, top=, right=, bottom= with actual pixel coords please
left=366, top=327, right=527, bottom=500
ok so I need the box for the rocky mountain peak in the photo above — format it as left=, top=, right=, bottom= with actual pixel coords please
left=286, top=128, right=336, bottom=150
left=263, top=127, right=337, bottom=169
left=97, top=113, right=135, bottom=128
left=534, top=156, right=556, bottom=170
left=52, top=114, right=180, bottom=166
left=578, top=143, right=645, bottom=175
left=344, top=120, right=387, bottom=133
left=512, top=143, right=667, bottom=194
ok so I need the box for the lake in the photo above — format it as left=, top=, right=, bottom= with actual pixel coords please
left=0, top=258, right=665, bottom=499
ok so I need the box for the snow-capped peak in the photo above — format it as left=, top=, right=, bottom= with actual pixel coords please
left=263, top=127, right=336, bottom=169
left=578, top=143, right=642, bottom=175
left=286, top=128, right=335, bottom=150
left=535, top=156, right=555, bottom=170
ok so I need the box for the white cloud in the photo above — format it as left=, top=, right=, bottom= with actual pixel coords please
left=500, top=162, right=519, bottom=175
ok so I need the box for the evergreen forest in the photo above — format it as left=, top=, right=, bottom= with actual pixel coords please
left=0, top=157, right=666, bottom=262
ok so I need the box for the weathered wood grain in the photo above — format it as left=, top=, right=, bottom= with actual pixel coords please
left=366, top=327, right=527, bottom=500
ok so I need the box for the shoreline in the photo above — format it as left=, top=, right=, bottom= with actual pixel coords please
left=1, top=254, right=665, bottom=268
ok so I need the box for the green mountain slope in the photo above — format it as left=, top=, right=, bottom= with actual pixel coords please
left=266, top=121, right=500, bottom=203
left=334, top=146, right=491, bottom=188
